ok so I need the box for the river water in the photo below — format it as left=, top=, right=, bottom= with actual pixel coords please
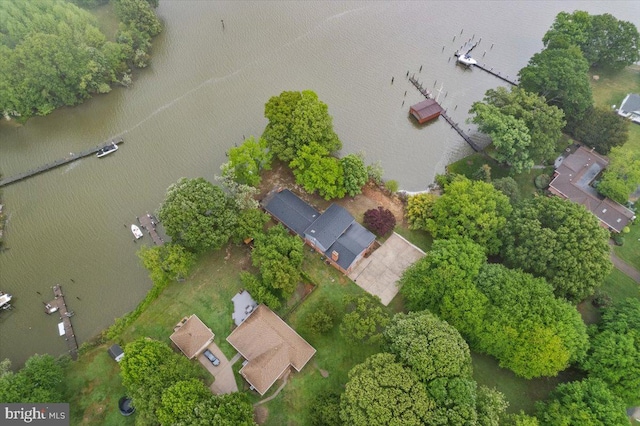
left=1, top=1, right=638, bottom=366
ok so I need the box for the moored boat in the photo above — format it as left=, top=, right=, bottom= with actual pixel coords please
left=131, top=224, right=144, bottom=239
left=0, top=291, right=13, bottom=311
left=457, top=54, right=477, bottom=66
left=96, top=142, right=119, bottom=158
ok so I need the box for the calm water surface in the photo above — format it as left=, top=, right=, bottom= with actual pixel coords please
left=1, top=1, right=638, bottom=366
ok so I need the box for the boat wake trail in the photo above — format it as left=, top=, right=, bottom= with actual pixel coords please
left=115, top=4, right=372, bottom=140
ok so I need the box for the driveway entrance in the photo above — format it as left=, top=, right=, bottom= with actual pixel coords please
left=197, top=342, right=238, bottom=394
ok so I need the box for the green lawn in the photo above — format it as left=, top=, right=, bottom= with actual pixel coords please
left=601, top=267, right=640, bottom=302
left=613, top=222, right=640, bottom=271
left=393, top=226, right=433, bottom=252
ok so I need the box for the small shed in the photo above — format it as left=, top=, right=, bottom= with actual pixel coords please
left=410, top=99, right=444, bottom=124
left=108, top=344, right=125, bottom=362
left=617, top=93, right=640, bottom=124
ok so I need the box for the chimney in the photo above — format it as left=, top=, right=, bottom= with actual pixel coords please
left=331, top=251, right=339, bottom=262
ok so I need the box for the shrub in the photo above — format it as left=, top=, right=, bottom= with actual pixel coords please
left=364, top=207, right=396, bottom=236
left=534, top=174, right=551, bottom=189
left=612, top=233, right=625, bottom=246
left=304, top=297, right=339, bottom=335
left=591, top=290, right=612, bottom=308
left=384, top=180, right=399, bottom=194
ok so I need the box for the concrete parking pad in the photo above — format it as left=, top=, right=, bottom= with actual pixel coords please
left=198, top=342, right=238, bottom=395
left=348, top=233, right=425, bottom=305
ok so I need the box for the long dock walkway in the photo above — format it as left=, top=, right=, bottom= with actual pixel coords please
left=138, top=213, right=164, bottom=245
left=472, top=63, right=518, bottom=86
left=0, top=139, right=124, bottom=188
left=408, top=76, right=480, bottom=152
left=48, top=284, right=78, bottom=360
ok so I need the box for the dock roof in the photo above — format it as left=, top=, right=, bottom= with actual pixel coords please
left=410, top=99, right=444, bottom=123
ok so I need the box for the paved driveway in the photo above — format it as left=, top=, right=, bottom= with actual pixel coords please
left=348, top=232, right=425, bottom=305
left=197, top=342, right=238, bottom=395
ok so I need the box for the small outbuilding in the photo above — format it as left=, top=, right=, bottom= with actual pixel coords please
left=108, top=344, right=125, bottom=363
left=617, top=93, right=640, bottom=124
left=170, top=314, right=215, bottom=359
left=410, top=99, right=444, bottom=124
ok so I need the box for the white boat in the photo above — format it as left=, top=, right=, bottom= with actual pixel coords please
left=0, top=291, right=13, bottom=310
left=131, top=224, right=144, bottom=239
left=457, top=54, right=477, bottom=66
left=96, top=142, right=118, bottom=158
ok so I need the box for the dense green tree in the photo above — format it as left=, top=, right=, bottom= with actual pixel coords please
left=0, top=355, right=65, bottom=403
left=138, top=243, right=196, bottom=285
left=339, top=293, right=390, bottom=344
left=310, top=391, right=342, bottom=426
left=222, top=136, right=272, bottom=187
left=289, top=142, right=345, bottom=200
left=157, top=379, right=211, bottom=425
left=476, top=386, right=509, bottom=426
left=475, top=264, right=589, bottom=378
left=185, top=392, right=255, bottom=426
left=263, top=90, right=342, bottom=162
left=340, top=153, right=368, bottom=196
left=158, top=177, right=238, bottom=252
left=384, top=311, right=472, bottom=383
left=239, top=271, right=281, bottom=310
left=597, top=146, right=640, bottom=204
left=427, top=377, right=478, bottom=425
left=469, top=103, right=534, bottom=173
left=518, top=45, right=593, bottom=122
left=536, top=378, right=628, bottom=426
left=583, top=298, right=640, bottom=405
left=476, top=87, right=566, bottom=164
left=340, top=353, right=435, bottom=426
left=491, top=176, right=521, bottom=204
left=120, top=338, right=199, bottom=425
left=501, top=196, right=612, bottom=302
left=303, top=297, right=340, bottom=335
left=543, top=11, right=640, bottom=70
left=405, top=192, right=437, bottom=230
left=251, top=224, right=304, bottom=300
left=503, top=411, right=540, bottom=426
left=570, top=107, right=629, bottom=155
left=214, top=169, right=260, bottom=211
left=232, top=208, right=269, bottom=244
left=424, top=176, right=512, bottom=255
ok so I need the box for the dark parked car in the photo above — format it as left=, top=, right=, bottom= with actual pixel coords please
left=203, top=349, right=220, bottom=366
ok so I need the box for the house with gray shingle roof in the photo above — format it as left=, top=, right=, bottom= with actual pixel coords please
left=617, top=93, right=640, bottom=124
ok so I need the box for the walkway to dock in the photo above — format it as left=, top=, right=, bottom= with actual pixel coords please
left=47, top=284, right=78, bottom=360
left=0, top=139, right=124, bottom=188
left=408, top=76, right=481, bottom=152
left=472, top=63, right=518, bottom=86
left=138, top=213, right=164, bottom=245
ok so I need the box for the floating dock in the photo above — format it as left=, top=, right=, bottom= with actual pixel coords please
left=138, top=213, right=164, bottom=245
left=0, top=139, right=124, bottom=188
left=46, top=284, right=78, bottom=360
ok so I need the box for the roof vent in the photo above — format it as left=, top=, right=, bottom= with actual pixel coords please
left=331, top=251, right=339, bottom=261
left=602, top=208, right=607, bottom=213
left=617, top=218, right=622, bottom=223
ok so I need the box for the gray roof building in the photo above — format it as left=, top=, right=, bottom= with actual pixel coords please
left=262, top=189, right=319, bottom=236
left=618, top=93, right=640, bottom=124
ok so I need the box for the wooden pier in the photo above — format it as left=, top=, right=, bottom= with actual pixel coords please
left=0, top=139, right=124, bottom=188
left=138, top=213, right=164, bottom=245
left=47, top=284, right=78, bottom=360
left=408, top=76, right=480, bottom=152
left=471, top=63, right=518, bottom=86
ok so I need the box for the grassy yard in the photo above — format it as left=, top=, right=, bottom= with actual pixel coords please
left=601, top=267, right=640, bottom=302
left=613, top=222, right=640, bottom=271
left=393, top=226, right=433, bottom=252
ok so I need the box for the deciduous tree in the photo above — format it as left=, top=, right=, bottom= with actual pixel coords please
left=491, top=177, right=521, bottom=204
left=535, top=378, right=628, bottom=426
left=232, top=208, right=269, bottom=244
left=425, top=175, right=512, bottom=255
left=0, top=355, right=65, bottom=403
left=405, top=192, right=438, bottom=230
left=263, top=90, right=342, bottom=162
left=340, top=153, right=368, bottom=196
left=222, top=136, right=272, bottom=187
left=597, top=146, right=640, bottom=204
left=570, top=107, right=629, bottom=154
left=363, top=207, right=396, bottom=236
left=289, top=142, right=345, bottom=200
left=340, top=353, right=435, bottom=426
left=157, top=379, right=211, bottom=425
left=158, top=177, right=238, bottom=252
left=138, top=243, right=196, bottom=285
left=339, top=293, right=390, bottom=344
left=501, top=196, right=612, bottom=302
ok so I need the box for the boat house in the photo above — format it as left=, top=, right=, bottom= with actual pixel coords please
left=410, top=99, right=444, bottom=124
left=548, top=146, right=636, bottom=233
left=617, top=93, right=640, bottom=124
left=263, top=189, right=376, bottom=274
left=227, top=304, right=315, bottom=395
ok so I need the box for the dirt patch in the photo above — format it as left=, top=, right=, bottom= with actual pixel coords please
left=314, top=361, right=330, bottom=378
left=254, top=406, right=269, bottom=425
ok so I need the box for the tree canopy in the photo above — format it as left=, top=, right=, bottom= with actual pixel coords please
left=597, top=146, right=640, bottom=204
left=138, top=243, right=196, bottom=285
left=543, top=11, right=640, bottom=70
left=158, top=177, right=238, bottom=252
left=340, top=153, right=369, bottom=197
left=0, top=355, right=65, bottom=403
left=339, top=293, right=390, bottom=345
left=384, top=311, right=472, bottom=383
left=263, top=90, right=342, bottom=163
left=582, top=298, right=640, bottom=405
left=424, top=175, right=512, bottom=255
left=471, top=87, right=565, bottom=165
left=405, top=192, right=438, bottom=230
left=501, top=196, right=612, bottom=302
left=222, top=136, right=272, bottom=187
left=339, top=353, right=435, bottom=426
left=518, top=45, right=593, bottom=122
left=535, top=378, right=629, bottom=426
left=569, top=107, right=629, bottom=155
left=289, top=142, right=346, bottom=200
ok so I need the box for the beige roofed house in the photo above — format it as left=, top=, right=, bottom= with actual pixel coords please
left=170, top=314, right=214, bottom=359
left=226, top=304, right=316, bottom=395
